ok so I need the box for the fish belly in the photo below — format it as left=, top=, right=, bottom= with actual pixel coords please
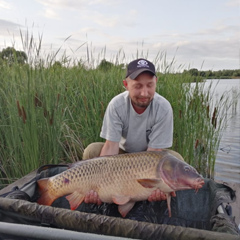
left=97, top=179, right=154, bottom=203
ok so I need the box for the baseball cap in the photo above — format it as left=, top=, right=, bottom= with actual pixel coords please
left=125, top=58, right=156, bottom=79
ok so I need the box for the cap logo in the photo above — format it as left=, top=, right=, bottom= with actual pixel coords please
left=137, top=60, right=149, bottom=68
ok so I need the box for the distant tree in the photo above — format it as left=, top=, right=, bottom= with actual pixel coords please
left=215, top=70, right=222, bottom=78
left=199, top=71, right=206, bottom=77
left=233, top=70, right=240, bottom=77
left=183, top=68, right=239, bottom=79
left=188, top=68, right=199, bottom=76
left=97, top=59, right=114, bottom=71
left=0, top=47, right=27, bottom=65
left=223, top=69, right=233, bottom=77
left=205, top=70, right=213, bottom=77
left=52, top=61, right=62, bottom=68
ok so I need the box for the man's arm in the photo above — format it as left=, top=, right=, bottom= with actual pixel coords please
left=147, top=147, right=163, bottom=152
left=100, top=140, right=119, bottom=156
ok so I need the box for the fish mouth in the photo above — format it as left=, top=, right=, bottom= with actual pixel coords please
left=194, top=178, right=205, bottom=192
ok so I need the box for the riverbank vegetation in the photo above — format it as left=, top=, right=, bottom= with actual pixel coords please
left=183, top=68, right=240, bottom=80
left=0, top=43, right=239, bottom=188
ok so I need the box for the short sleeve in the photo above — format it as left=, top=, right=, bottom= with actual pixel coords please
left=148, top=103, right=173, bottom=149
left=100, top=102, right=123, bottom=142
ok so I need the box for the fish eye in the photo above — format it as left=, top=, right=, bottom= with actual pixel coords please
left=184, top=166, right=190, bottom=172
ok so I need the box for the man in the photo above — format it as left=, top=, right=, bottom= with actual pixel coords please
left=83, top=58, right=181, bottom=205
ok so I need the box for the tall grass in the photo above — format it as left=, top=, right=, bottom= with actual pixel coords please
left=163, top=78, right=232, bottom=178
left=0, top=35, right=237, bottom=188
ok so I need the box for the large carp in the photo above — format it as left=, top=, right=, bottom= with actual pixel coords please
left=37, top=150, right=204, bottom=217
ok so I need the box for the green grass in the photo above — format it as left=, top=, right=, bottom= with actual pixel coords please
left=0, top=37, right=238, bottom=188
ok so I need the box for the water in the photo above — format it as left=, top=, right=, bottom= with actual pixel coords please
left=191, top=79, right=240, bottom=183
left=208, top=79, right=240, bottom=229
left=211, top=79, right=240, bottom=184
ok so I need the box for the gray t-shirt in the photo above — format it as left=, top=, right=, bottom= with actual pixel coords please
left=100, top=91, right=173, bottom=152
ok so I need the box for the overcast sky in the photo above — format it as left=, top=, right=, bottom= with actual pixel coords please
left=0, top=0, right=239, bottom=71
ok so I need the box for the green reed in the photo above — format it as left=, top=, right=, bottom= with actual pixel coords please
left=0, top=36, right=236, bottom=187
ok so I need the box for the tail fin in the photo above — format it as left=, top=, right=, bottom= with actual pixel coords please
left=37, top=178, right=56, bottom=206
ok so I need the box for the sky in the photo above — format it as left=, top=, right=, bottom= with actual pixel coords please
left=0, top=0, right=239, bottom=71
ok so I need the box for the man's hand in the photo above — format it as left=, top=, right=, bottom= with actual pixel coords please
left=148, top=189, right=176, bottom=202
left=100, top=140, right=119, bottom=156
left=84, top=189, right=176, bottom=205
left=84, top=190, right=102, bottom=205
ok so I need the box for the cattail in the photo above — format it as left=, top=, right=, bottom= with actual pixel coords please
left=34, top=93, right=42, bottom=107
left=22, top=106, right=26, bottom=124
left=213, top=118, right=217, bottom=129
left=17, top=100, right=22, bottom=117
left=49, top=110, right=54, bottom=125
left=211, top=107, right=217, bottom=128
left=44, top=108, right=48, bottom=118
left=206, top=105, right=209, bottom=119
left=195, top=139, right=199, bottom=149
left=179, top=110, right=182, bottom=119
left=212, top=107, right=217, bottom=120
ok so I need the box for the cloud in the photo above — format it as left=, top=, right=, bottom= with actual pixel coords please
left=36, top=0, right=119, bottom=9
left=83, top=12, right=119, bottom=27
left=155, top=37, right=239, bottom=70
left=197, top=24, right=239, bottom=36
left=36, top=0, right=105, bottom=14
left=1, top=0, right=237, bottom=71
left=51, top=18, right=238, bottom=70
left=0, top=19, right=26, bottom=50
left=225, top=0, right=239, bottom=7
left=43, top=8, right=60, bottom=19
left=75, top=8, right=137, bottom=30
left=0, top=0, right=11, bottom=9
left=36, top=0, right=128, bottom=27
left=36, top=0, right=85, bottom=9
left=0, top=19, right=22, bottom=36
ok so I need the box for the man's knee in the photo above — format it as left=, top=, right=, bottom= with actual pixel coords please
left=82, top=142, right=104, bottom=160
left=165, top=149, right=184, bottom=161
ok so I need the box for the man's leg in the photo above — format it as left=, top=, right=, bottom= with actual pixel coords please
left=82, top=142, right=104, bottom=160
left=82, top=142, right=127, bottom=160
left=165, top=149, right=184, bottom=161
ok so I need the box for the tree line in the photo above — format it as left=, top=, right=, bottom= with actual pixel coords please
left=0, top=47, right=239, bottom=78
left=0, top=47, right=27, bottom=66
left=183, top=68, right=240, bottom=79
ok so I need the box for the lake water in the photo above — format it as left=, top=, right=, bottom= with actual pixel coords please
left=198, top=79, right=240, bottom=184
left=211, top=79, right=240, bottom=184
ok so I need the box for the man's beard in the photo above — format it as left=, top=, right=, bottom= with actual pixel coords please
left=132, top=97, right=152, bottom=108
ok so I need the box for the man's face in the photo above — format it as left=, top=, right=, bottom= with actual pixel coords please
left=123, top=72, right=157, bottom=110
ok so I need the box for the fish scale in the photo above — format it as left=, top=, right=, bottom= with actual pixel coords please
left=37, top=150, right=204, bottom=217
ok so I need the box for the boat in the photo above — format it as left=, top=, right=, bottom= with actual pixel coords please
left=0, top=164, right=239, bottom=240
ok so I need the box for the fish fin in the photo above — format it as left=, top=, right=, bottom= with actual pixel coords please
left=66, top=191, right=84, bottom=210
left=137, top=178, right=162, bottom=188
left=166, top=193, right=172, bottom=217
left=118, top=202, right=135, bottom=218
left=112, top=195, right=130, bottom=205
left=37, top=178, right=56, bottom=206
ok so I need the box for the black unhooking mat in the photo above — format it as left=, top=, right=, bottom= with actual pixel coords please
left=0, top=164, right=239, bottom=240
